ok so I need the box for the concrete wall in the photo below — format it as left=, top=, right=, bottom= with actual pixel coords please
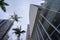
left=29, top=4, right=38, bottom=37
left=0, top=20, right=14, bottom=40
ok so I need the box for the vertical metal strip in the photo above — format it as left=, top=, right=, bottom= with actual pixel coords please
left=40, top=14, right=60, bottom=34
left=39, top=20, right=52, bottom=40
left=37, top=24, right=44, bottom=40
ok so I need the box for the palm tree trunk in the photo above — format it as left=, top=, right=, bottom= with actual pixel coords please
left=17, top=35, right=20, bottom=40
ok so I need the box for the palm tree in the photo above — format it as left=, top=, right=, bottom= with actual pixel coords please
left=10, top=12, right=22, bottom=22
left=0, top=0, right=9, bottom=12
left=13, top=26, right=25, bottom=40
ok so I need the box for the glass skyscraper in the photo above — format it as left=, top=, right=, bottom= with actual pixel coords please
left=29, top=0, right=60, bottom=39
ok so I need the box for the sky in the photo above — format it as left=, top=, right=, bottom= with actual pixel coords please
left=0, top=0, right=44, bottom=40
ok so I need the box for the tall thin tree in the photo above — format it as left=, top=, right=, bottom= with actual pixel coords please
left=10, top=12, right=22, bottom=22
left=13, top=26, right=25, bottom=40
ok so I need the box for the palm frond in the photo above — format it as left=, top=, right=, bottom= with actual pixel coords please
left=18, top=17, right=23, bottom=18
left=1, top=0, right=4, bottom=1
left=14, top=31, right=20, bottom=35
left=13, top=28, right=20, bottom=35
left=20, top=30, right=25, bottom=33
left=0, top=0, right=9, bottom=12
left=10, top=12, right=20, bottom=22
left=13, top=28, right=20, bottom=32
left=4, top=2, right=9, bottom=6
left=1, top=5, right=6, bottom=12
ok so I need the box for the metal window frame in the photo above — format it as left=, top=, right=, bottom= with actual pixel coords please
left=38, top=20, right=52, bottom=40
left=37, top=24, right=44, bottom=40
left=35, top=27, right=40, bottom=40
left=40, top=14, right=60, bottom=34
left=50, top=24, right=60, bottom=36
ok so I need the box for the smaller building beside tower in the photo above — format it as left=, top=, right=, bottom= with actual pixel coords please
left=26, top=24, right=31, bottom=40
left=0, top=20, right=14, bottom=40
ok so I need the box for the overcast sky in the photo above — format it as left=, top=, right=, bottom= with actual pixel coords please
left=0, top=0, right=44, bottom=40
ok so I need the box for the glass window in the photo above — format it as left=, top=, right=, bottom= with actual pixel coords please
left=52, top=13, right=60, bottom=27
left=50, top=13, right=60, bottom=40
left=36, top=26, right=42, bottom=40
left=38, top=22, right=49, bottom=40
left=51, top=31, right=60, bottom=40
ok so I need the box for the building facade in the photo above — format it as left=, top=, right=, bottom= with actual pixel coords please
left=29, top=0, right=60, bottom=39
left=0, top=20, right=14, bottom=40
left=26, top=24, right=30, bottom=40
